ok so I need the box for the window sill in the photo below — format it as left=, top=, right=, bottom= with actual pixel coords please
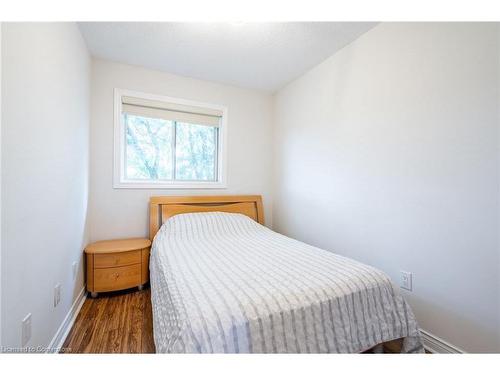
left=113, top=180, right=227, bottom=189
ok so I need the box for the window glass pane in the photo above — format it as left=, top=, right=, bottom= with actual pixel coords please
left=175, top=122, right=217, bottom=181
left=124, top=114, right=173, bottom=180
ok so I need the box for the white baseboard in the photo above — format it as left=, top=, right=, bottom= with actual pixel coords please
left=46, top=287, right=87, bottom=353
left=420, top=329, right=465, bottom=353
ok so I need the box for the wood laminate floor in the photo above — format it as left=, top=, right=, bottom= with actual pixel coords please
left=62, top=288, right=155, bottom=353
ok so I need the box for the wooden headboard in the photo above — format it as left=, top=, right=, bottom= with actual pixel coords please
left=149, top=195, right=264, bottom=240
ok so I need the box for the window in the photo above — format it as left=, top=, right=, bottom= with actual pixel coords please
left=114, top=89, right=227, bottom=188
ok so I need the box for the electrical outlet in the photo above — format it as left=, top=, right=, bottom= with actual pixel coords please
left=21, top=313, right=32, bottom=347
left=72, top=261, right=78, bottom=279
left=400, top=271, right=412, bottom=291
left=54, top=284, right=61, bottom=307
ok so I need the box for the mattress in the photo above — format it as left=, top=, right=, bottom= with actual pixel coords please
left=150, top=212, right=424, bottom=353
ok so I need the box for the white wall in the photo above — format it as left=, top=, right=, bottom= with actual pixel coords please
left=1, top=23, right=90, bottom=348
left=273, top=23, right=500, bottom=353
left=89, top=59, right=274, bottom=241
left=0, top=22, right=3, bottom=348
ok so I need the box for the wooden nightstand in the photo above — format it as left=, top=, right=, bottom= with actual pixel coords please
left=85, top=238, right=151, bottom=298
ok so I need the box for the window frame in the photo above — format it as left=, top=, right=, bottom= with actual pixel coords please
left=113, top=88, right=228, bottom=189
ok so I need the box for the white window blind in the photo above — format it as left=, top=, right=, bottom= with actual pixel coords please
left=121, top=96, right=222, bottom=127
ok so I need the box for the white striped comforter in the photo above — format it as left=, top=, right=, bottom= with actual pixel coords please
left=150, top=212, right=424, bottom=353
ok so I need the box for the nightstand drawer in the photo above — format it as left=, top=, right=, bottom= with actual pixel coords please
left=94, top=250, right=141, bottom=268
left=94, top=264, right=141, bottom=292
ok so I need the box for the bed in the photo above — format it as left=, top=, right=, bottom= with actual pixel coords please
left=149, top=195, right=424, bottom=353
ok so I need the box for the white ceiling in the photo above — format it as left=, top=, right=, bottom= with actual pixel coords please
left=78, top=22, right=377, bottom=92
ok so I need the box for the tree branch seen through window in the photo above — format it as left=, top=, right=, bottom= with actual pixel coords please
left=124, top=114, right=216, bottom=181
